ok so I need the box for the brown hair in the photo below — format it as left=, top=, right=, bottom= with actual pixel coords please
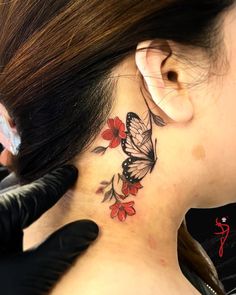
left=0, top=1, right=234, bottom=293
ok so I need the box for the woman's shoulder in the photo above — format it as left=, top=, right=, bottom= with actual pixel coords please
left=49, top=259, right=202, bottom=295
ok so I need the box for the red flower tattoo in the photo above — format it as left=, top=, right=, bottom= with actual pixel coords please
left=93, top=107, right=162, bottom=222
left=101, top=117, right=126, bottom=148
left=110, top=201, right=136, bottom=222
left=122, top=180, right=143, bottom=196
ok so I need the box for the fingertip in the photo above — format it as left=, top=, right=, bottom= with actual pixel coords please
left=84, top=220, right=99, bottom=237
left=80, top=220, right=99, bottom=240
left=66, top=220, right=99, bottom=240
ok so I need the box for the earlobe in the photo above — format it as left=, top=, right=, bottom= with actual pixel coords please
left=135, top=40, right=194, bottom=123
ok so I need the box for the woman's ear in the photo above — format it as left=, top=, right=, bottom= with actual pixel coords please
left=135, top=40, right=194, bottom=123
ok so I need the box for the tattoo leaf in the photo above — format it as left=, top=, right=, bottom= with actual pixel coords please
left=151, top=113, right=166, bottom=127
left=92, top=146, right=107, bottom=155
left=102, top=189, right=113, bottom=203
left=96, top=187, right=104, bottom=194
left=100, top=181, right=110, bottom=185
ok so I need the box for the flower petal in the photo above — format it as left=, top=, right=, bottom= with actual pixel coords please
left=125, top=201, right=135, bottom=206
left=109, top=136, right=120, bottom=148
left=135, top=182, right=143, bottom=189
left=110, top=205, right=119, bottom=218
left=102, top=129, right=113, bottom=140
left=107, top=118, right=114, bottom=129
left=122, top=187, right=129, bottom=196
left=125, top=205, right=136, bottom=216
left=118, top=208, right=127, bottom=222
left=114, top=117, right=122, bottom=129
left=119, top=122, right=125, bottom=132
left=130, top=186, right=138, bottom=196
left=122, top=181, right=129, bottom=196
left=119, top=129, right=127, bottom=139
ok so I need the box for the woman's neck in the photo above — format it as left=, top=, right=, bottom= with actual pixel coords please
left=23, top=189, right=200, bottom=295
left=23, top=149, right=200, bottom=294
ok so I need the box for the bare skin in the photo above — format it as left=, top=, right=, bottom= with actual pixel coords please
left=3, top=6, right=236, bottom=295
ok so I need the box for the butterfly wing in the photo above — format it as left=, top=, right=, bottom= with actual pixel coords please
left=121, top=112, right=157, bottom=183
left=121, top=133, right=150, bottom=160
left=121, top=112, right=155, bottom=161
left=122, top=157, right=155, bottom=183
left=126, top=112, right=154, bottom=157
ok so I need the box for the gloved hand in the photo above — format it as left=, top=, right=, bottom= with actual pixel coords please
left=0, top=164, right=99, bottom=295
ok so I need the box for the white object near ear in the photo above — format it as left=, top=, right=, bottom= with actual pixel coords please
left=0, top=105, right=21, bottom=156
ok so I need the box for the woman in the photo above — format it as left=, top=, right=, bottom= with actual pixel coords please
left=0, top=0, right=235, bottom=294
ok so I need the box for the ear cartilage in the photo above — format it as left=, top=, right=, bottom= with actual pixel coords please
left=0, top=114, right=21, bottom=156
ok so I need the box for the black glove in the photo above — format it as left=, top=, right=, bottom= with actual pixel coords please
left=0, top=164, right=99, bottom=295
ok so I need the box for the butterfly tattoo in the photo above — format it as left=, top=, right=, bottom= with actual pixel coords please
left=92, top=108, right=165, bottom=222
left=121, top=112, right=157, bottom=184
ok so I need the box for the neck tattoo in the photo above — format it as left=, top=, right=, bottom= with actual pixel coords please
left=92, top=99, right=166, bottom=222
